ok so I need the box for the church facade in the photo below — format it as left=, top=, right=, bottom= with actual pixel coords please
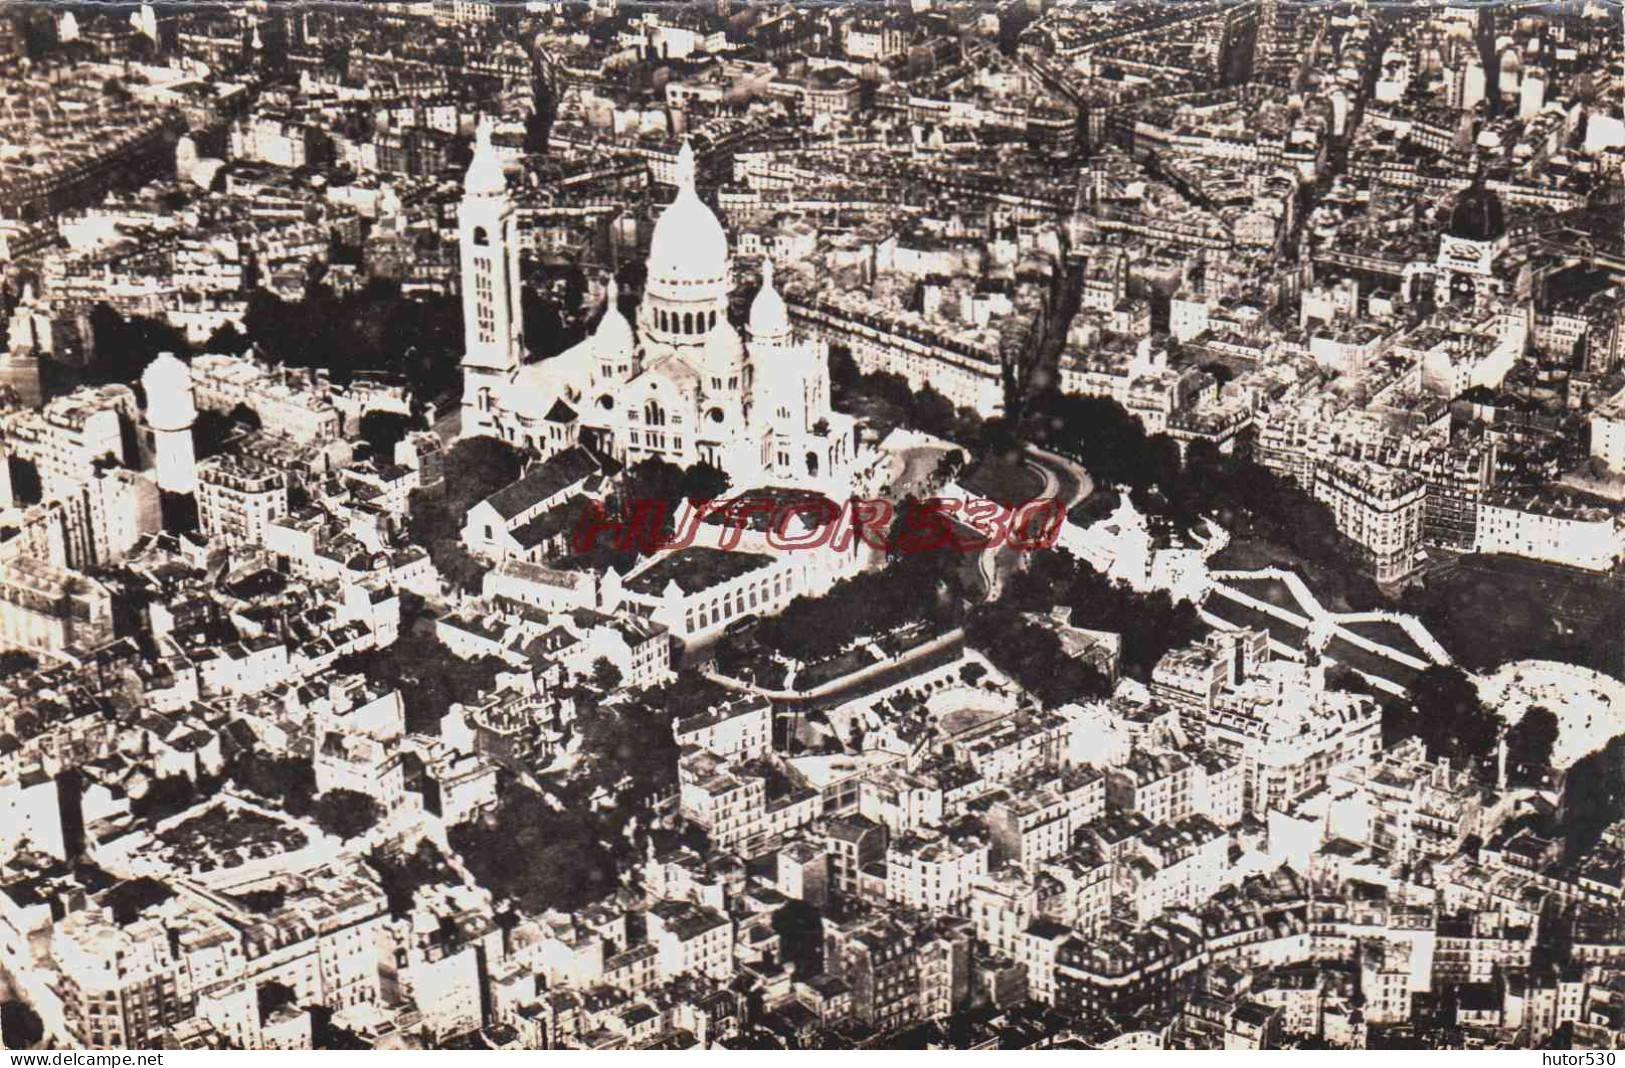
left=458, top=122, right=858, bottom=498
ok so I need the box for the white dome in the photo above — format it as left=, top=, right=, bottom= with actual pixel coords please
left=594, top=275, right=635, bottom=358
left=700, top=320, right=746, bottom=375
left=648, top=141, right=728, bottom=283
left=464, top=117, right=508, bottom=198
left=142, top=352, right=197, bottom=431
left=749, top=257, right=790, bottom=341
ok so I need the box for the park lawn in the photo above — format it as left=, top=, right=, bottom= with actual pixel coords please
left=960, top=454, right=1046, bottom=508
left=1340, top=619, right=1429, bottom=662
left=1414, top=554, right=1619, bottom=673
left=1210, top=534, right=1380, bottom=614
left=1203, top=591, right=1309, bottom=649
left=1227, top=575, right=1310, bottom=616
left=1324, top=635, right=1421, bottom=689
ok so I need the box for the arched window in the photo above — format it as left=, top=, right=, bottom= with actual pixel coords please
left=708, top=407, right=724, bottom=424
left=806, top=451, right=819, bottom=477
left=472, top=226, right=490, bottom=247
left=683, top=312, right=694, bottom=334
left=709, top=310, right=717, bottom=329
left=657, top=310, right=666, bottom=331
left=645, top=400, right=666, bottom=427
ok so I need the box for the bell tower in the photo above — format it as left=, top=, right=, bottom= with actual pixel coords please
left=460, top=118, right=524, bottom=379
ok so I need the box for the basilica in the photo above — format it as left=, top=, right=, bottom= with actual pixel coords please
left=458, top=121, right=858, bottom=498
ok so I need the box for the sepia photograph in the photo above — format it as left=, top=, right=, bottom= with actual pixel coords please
left=0, top=0, right=1621, bottom=1053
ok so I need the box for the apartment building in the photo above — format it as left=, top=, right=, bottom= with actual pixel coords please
left=196, top=454, right=289, bottom=548
left=884, top=823, right=991, bottom=913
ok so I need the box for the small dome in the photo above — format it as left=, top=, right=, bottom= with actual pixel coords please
left=749, top=257, right=790, bottom=341
left=1447, top=179, right=1505, bottom=242
left=700, top=320, right=746, bottom=375
left=141, top=352, right=197, bottom=430
left=648, top=141, right=728, bottom=284
left=464, top=117, right=508, bottom=198
left=594, top=275, right=635, bottom=358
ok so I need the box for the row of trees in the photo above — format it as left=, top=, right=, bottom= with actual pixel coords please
left=831, top=352, right=1010, bottom=453
left=241, top=282, right=465, bottom=397
left=963, top=601, right=1112, bottom=707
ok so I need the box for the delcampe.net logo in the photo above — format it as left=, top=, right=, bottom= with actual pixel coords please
left=573, top=495, right=1066, bottom=555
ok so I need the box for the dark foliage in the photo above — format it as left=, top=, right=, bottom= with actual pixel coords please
left=233, top=886, right=287, bottom=914
left=364, top=840, right=455, bottom=919
left=1558, top=735, right=1625, bottom=861
left=131, top=774, right=203, bottom=823
left=772, top=898, right=824, bottom=975
left=449, top=785, right=618, bottom=914
left=309, top=789, right=381, bottom=841
left=242, top=282, right=463, bottom=398
left=404, top=437, right=525, bottom=594
left=257, top=980, right=298, bottom=1022
left=0, top=649, right=38, bottom=679
left=590, top=657, right=623, bottom=692
left=1386, top=666, right=1502, bottom=769
left=311, top=1005, right=372, bottom=1050
left=753, top=541, right=964, bottom=665
left=359, top=410, right=414, bottom=459
left=82, top=304, right=192, bottom=387
left=1, top=1000, right=45, bottom=1048
left=996, top=548, right=1205, bottom=683
left=227, top=752, right=316, bottom=818
left=335, top=592, right=509, bottom=735
left=1022, top=393, right=1384, bottom=607
left=964, top=601, right=1111, bottom=706
left=556, top=457, right=732, bottom=574
left=104, top=876, right=174, bottom=925
left=1506, top=705, right=1559, bottom=771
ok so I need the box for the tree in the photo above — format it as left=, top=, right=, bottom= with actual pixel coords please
left=365, top=840, right=454, bottom=918
left=450, top=786, right=618, bottom=913
left=1409, top=666, right=1500, bottom=767
left=1506, top=705, right=1560, bottom=771
left=228, top=752, right=316, bottom=817
left=0, top=650, right=38, bottom=679
left=310, top=790, right=381, bottom=840
left=204, top=322, right=253, bottom=356
left=1, top=1001, right=45, bottom=1049
left=131, top=774, right=199, bottom=822
left=960, top=661, right=987, bottom=687
left=405, top=437, right=525, bottom=594
left=359, top=409, right=413, bottom=458
left=590, top=657, right=623, bottom=692
left=83, top=303, right=191, bottom=386
left=257, top=980, right=298, bottom=1022
left=1202, top=361, right=1235, bottom=388
left=1558, top=735, right=1625, bottom=860
left=191, top=409, right=239, bottom=460
left=678, top=461, right=731, bottom=505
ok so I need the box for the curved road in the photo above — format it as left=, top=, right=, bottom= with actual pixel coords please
left=979, top=445, right=1093, bottom=601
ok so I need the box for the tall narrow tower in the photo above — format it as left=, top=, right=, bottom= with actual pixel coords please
left=459, top=117, right=525, bottom=439
left=460, top=118, right=524, bottom=374
left=142, top=352, right=198, bottom=496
